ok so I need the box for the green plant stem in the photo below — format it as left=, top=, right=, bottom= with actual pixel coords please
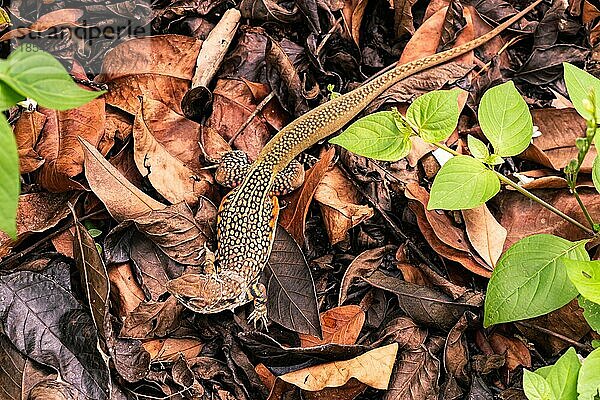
left=573, top=190, right=596, bottom=230
left=433, top=142, right=595, bottom=236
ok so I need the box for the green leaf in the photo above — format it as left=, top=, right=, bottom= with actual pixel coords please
left=467, top=135, right=489, bottom=159
left=427, top=155, right=500, bottom=210
left=484, top=234, right=588, bottom=327
left=87, top=228, right=102, bottom=238
left=579, top=296, right=600, bottom=333
left=0, top=81, right=25, bottom=110
left=563, top=259, right=600, bottom=304
left=0, top=115, right=19, bottom=239
left=406, top=89, right=460, bottom=143
left=544, top=347, right=581, bottom=400
left=593, top=156, right=600, bottom=195
left=330, top=111, right=412, bottom=161
left=563, top=62, right=600, bottom=121
left=578, top=347, right=600, bottom=400
left=0, top=46, right=104, bottom=110
left=478, top=81, right=533, bottom=157
left=523, top=369, right=554, bottom=400
left=484, top=154, right=504, bottom=166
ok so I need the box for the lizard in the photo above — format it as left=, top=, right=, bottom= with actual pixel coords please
left=166, top=0, right=544, bottom=328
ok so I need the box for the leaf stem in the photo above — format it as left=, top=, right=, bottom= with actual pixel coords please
left=432, top=142, right=595, bottom=236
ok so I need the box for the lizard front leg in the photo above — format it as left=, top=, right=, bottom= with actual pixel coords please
left=246, top=281, right=268, bottom=330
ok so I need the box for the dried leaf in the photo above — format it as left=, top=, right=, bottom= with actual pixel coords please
left=0, top=9, right=83, bottom=41
left=120, top=297, right=184, bottom=339
left=280, top=343, right=398, bottom=391
left=0, top=334, right=26, bottom=400
left=314, top=166, right=374, bottom=245
left=279, top=147, right=335, bottom=244
left=107, top=263, right=145, bottom=319
left=132, top=99, right=211, bottom=205
left=142, top=338, right=203, bottom=362
left=342, top=0, right=369, bottom=44
left=488, top=333, right=531, bottom=371
left=462, top=205, right=507, bottom=268
left=13, top=110, right=46, bottom=173
left=81, top=138, right=166, bottom=221
left=300, top=305, right=365, bottom=347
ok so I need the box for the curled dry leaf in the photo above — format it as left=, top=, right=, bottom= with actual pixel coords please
left=462, top=204, right=507, bottom=268
left=299, top=305, right=365, bottom=347
left=80, top=138, right=165, bottom=221
left=406, top=183, right=491, bottom=277
left=0, top=192, right=78, bottom=259
left=120, top=296, right=184, bottom=339
left=142, top=338, right=203, bottom=362
left=97, top=35, right=202, bottom=114
left=339, top=245, right=396, bottom=305
left=36, top=96, right=105, bottom=192
left=206, top=78, right=285, bottom=160
left=443, top=313, right=471, bottom=394
left=279, top=343, right=398, bottom=391
left=521, top=108, right=594, bottom=172
left=133, top=202, right=209, bottom=266
left=341, top=0, right=369, bottom=44
left=13, top=110, right=46, bottom=173
left=375, top=316, right=428, bottom=351
left=132, top=99, right=211, bottom=205
left=107, top=263, right=144, bottom=318
left=488, top=333, right=531, bottom=371
left=0, top=9, right=83, bottom=41
left=314, top=166, right=374, bottom=245
left=279, top=147, right=336, bottom=244
left=72, top=210, right=110, bottom=340
left=0, top=334, right=26, bottom=400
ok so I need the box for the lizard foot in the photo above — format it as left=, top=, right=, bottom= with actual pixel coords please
left=248, top=303, right=269, bottom=331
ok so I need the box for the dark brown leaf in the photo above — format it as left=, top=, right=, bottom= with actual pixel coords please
left=120, top=296, right=184, bottom=339
left=299, top=305, right=365, bottom=347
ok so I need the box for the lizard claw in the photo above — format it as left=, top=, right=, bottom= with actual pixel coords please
left=248, top=303, right=269, bottom=331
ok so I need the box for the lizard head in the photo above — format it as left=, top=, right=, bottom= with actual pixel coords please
left=166, top=271, right=248, bottom=314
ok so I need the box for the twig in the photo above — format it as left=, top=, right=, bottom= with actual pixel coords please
left=228, top=92, right=275, bottom=145
left=516, top=321, right=593, bottom=352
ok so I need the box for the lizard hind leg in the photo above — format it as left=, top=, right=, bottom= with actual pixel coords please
left=246, top=282, right=269, bottom=330
left=271, top=159, right=305, bottom=196
left=214, top=150, right=251, bottom=188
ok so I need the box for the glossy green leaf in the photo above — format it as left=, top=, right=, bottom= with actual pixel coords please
left=523, top=370, right=554, bottom=400
left=579, top=296, right=600, bottom=333
left=484, top=154, right=504, bottom=166
left=427, top=155, right=500, bottom=210
left=0, top=115, right=19, bottom=239
left=0, top=80, right=24, bottom=110
left=0, top=46, right=103, bottom=110
left=563, top=62, right=600, bottom=121
left=406, top=89, right=460, bottom=143
left=578, top=347, right=600, bottom=400
left=330, top=111, right=411, bottom=161
left=484, top=234, right=588, bottom=327
left=478, top=81, right=533, bottom=157
left=544, top=347, right=580, bottom=400
left=593, top=156, right=600, bottom=195
left=563, top=259, right=600, bottom=304
left=467, top=135, right=489, bottom=160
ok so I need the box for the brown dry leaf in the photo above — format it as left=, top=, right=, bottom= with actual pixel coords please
left=0, top=192, right=77, bottom=258
left=200, top=126, right=232, bottom=162
left=13, top=111, right=46, bottom=173
left=81, top=138, right=166, bottom=221
left=206, top=79, right=283, bottom=160
left=405, top=183, right=491, bottom=277
left=375, top=316, right=428, bottom=351
left=406, top=136, right=437, bottom=168
left=133, top=202, right=209, bottom=266
left=443, top=313, right=470, bottom=394
left=105, top=107, right=133, bottom=142
left=342, top=0, right=369, bottom=44
left=339, top=245, right=396, bottom=305
left=0, top=9, right=83, bottom=41
left=137, top=98, right=203, bottom=172
left=132, top=99, right=211, bottom=205
left=142, top=338, right=203, bottom=362
left=516, top=299, right=590, bottom=355
left=279, top=343, right=398, bottom=391
left=521, top=108, right=593, bottom=171
left=393, top=0, right=418, bottom=36
left=279, top=148, right=336, bottom=244
left=120, top=297, right=184, bottom=339
left=300, top=305, right=365, bottom=347
left=488, top=333, right=531, bottom=371
left=51, top=227, right=75, bottom=258
left=36, top=97, right=105, bottom=192
left=462, top=205, right=507, bottom=268
left=314, top=166, right=374, bottom=245
left=493, top=189, right=600, bottom=250
left=385, top=337, right=442, bottom=400
left=108, top=263, right=145, bottom=318
left=96, top=35, right=201, bottom=114
left=108, top=145, right=145, bottom=190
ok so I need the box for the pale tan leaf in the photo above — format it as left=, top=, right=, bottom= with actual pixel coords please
left=462, top=204, right=507, bottom=268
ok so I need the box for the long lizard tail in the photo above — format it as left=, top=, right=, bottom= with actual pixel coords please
left=257, top=0, right=544, bottom=172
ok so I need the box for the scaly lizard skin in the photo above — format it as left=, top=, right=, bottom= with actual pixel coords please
left=166, top=0, right=543, bottom=328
